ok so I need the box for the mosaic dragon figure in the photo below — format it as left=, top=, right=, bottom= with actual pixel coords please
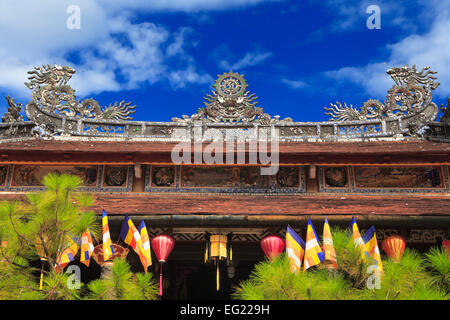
left=324, top=65, right=440, bottom=123
left=25, top=64, right=136, bottom=121
left=440, top=97, right=450, bottom=124
left=1, top=96, right=23, bottom=123
left=173, top=71, right=292, bottom=124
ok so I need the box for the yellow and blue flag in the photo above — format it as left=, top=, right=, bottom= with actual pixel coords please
left=102, top=209, right=114, bottom=261
left=363, top=225, right=383, bottom=273
left=285, top=225, right=305, bottom=273
left=80, top=228, right=95, bottom=267
left=323, top=218, right=337, bottom=269
left=139, top=220, right=152, bottom=268
left=119, top=215, right=147, bottom=271
left=351, top=216, right=370, bottom=262
left=304, top=218, right=325, bottom=270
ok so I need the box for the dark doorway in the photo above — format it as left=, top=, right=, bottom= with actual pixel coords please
left=159, top=241, right=264, bottom=300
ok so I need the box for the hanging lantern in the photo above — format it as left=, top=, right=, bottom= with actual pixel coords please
left=382, top=235, right=406, bottom=263
left=204, top=233, right=232, bottom=291
left=151, top=234, right=175, bottom=296
left=260, top=235, right=285, bottom=262
left=442, top=240, right=450, bottom=256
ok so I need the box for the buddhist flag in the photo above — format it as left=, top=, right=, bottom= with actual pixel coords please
left=139, top=220, right=152, bottom=268
left=55, top=236, right=79, bottom=273
left=304, top=218, right=325, bottom=271
left=119, top=215, right=147, bottom=271
left=80, top=228, right=95, bottom=267
left=285, top=225, right=305, bottom=273
left=102, top=209, right=114, bottom=261
left=323, top=218, right=337, bottom=269
left=351, top=216, right=370, bottom=262
left=363, top=225, right=383, bottom=273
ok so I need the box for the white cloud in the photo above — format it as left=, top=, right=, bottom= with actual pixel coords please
left=219, top=51, right=272, bottom=71
left=281, top=78, right=308, bottom=90
left=324, top=3, right=450, bottom=99
left=97, top=0, right=278, bottom=13
left=0, top=0, right=272, bottom=101
left=168, top=66, right=214, bottom=89
left=166, top=28, right=194, bottom=58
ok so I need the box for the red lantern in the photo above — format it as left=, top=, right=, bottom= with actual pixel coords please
left=442, top=240, right=450, bottom=256
left=382, top=235, right=406, bottom=263
left=260, top=235, right=285, bottom=262
left=151, top=235, right=175, bottom=296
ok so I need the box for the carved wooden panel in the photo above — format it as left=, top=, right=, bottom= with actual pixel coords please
left=150, top=166, right=176, bottom=188
left=0, top=166, right=7, bottom=187
left=319, top=166, right=449, bottom=193
left=0, top=164, right=132, bottom=192
left=10, top=165, right=99, bottom=189
left=145, top=165, right=306, bottom=193
left=100, top=165, right=133, bottom=192
left=323, top=167, right=349, bottom=188
left=354, top=166, right=444, bottom=189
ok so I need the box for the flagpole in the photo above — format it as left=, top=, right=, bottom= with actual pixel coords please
left=39, top=258, right=46, bottom=290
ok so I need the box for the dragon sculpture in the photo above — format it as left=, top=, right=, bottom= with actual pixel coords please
left=324, top=64, right=440, bottom=124
left=172, top=71, right=292, bottom=124
left=440, top=97, right=450, bottom=124
left=25, top=64, right=136, bottom=121
left=1, top=96, right=23, bottom=123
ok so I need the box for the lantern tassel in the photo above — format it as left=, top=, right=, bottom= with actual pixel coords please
left=216, top=259, right=219, bottom=291
left=159, top=262, right=163, bottom=296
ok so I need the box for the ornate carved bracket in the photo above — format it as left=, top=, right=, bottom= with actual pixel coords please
left=1, top=96, right=23, bottom=123
left=172, top=71, right=293, bottom=124
left=440, top=97, right=450, bottom=124
left=24, top=64, right=136, bottom=122
left=324, top=65, right=440, bottom=136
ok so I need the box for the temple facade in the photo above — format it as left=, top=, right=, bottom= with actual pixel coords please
left=0, top=64, right=449, bottom=299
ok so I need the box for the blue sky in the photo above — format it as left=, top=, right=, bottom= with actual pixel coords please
left=0, top=0, right=449, bottom=122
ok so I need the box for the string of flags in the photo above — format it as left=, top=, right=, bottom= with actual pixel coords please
left=47, top=210, right=384, bottom=289
left=49, top=210, right=155, bottom=273
left=281, top=216, right=383, bottom=273
left=119, top=214, right=151, bottom=272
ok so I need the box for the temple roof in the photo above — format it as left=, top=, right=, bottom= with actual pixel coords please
left=0, top=64, right=449, bottom=143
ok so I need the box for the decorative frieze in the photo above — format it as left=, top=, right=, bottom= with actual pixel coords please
left=145, top=227, right=447, bottom=244
left=145, top=165, right=306, bottom=194
left=319, top=165, right=449, bottom=193
left=0, top=164, right=132, bottom=192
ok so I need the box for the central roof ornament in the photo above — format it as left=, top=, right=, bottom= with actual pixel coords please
left=172, top=71, right=293, bottom=124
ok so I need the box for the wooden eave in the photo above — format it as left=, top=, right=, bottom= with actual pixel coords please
left=0, top=139, right=449, bottom=165
left=1, top=192, right=449, bottom=217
